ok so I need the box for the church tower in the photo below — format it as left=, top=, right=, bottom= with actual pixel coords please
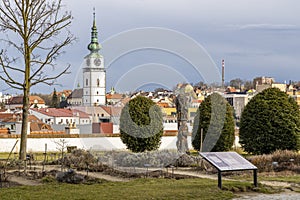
left=82, top=11, right=106, bottom=106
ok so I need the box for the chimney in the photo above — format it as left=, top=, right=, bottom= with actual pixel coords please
left=222, top=59, right=225, bottom=88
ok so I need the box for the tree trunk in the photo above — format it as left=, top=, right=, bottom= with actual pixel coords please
left=19, top=88, right=30, bottom=161
left=19, top=40, right=31, bottom=161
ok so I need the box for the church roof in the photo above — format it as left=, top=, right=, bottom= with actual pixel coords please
left=68, top=89, right=83, bottom=99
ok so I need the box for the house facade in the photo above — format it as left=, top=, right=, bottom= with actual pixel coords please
left=7, top=95, right=46, bottom=110
left=29, top=108, right=91, bottom=125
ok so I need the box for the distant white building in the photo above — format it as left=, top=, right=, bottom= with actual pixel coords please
left=223, top=93, right=249, bottom=119
left=29, top=108, right=91, bottom=125
left=0, top=92, right=12, bottom=104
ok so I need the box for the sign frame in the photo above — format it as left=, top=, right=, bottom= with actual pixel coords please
left=200, top=152, right=258, bottom=189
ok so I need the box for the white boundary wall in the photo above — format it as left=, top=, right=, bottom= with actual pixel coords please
left=0, top=136, right=192, bottom=152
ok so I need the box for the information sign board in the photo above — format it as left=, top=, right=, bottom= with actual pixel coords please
left=200, top=152, right=257, bottom=171
left=200, top=152, right=258, bottom=188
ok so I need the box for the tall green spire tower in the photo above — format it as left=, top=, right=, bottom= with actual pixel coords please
left=88, top=9, right=102, bottom=53
left=82, top=9, right=106, bottom=107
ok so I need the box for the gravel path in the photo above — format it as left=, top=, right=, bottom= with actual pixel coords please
left=77, top=171, right=129, bottom=182
left=8, top=175, right=41, bottom=186
left=233, top=192, right=300, bottom=200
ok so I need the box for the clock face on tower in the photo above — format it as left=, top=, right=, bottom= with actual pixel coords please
left=94, top=58, right=101, bottom=66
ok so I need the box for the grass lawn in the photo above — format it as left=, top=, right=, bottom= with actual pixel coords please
left=228, top=172, right=300, bottom=184
left=259, top=175, right=300, bottom=183
left=0, top=152, right=61, bottom=162
left=0, top=177, right=272, bottom=200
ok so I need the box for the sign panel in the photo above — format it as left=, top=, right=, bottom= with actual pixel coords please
left=200, top=152, right=257, bottom=171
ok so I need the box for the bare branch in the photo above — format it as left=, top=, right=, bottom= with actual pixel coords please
left=30, top=36, right=73, bottom=80
left=31, top=64, right=70, bottom=86
left=0, top=0, right=75, bottom=160
left=0, top=0, right=24, bottom=35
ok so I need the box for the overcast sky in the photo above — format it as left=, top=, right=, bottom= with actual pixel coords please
left=2, top=0, right=300, bottom=94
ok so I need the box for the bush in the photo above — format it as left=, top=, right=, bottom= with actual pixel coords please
left=240, top=88, right=300, bottom=154
left=98, top=150, right=184, bottom=168
left=192, top=93, right=235, bottom=152
left=120, top=96, right=163, bottom=152
left=42, top=175, right=57, bottom=183
left=248, top=150, right=300, bottom=172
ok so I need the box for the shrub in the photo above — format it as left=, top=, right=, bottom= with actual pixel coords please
left=192, top=93, right=235, bottom=152
left=248, top=150, right=300, bottom=172
left=120, top=96, right=163, bottom=152
left=240, top=88, right=300, bottom=154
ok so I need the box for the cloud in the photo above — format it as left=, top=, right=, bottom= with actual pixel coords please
left=229, top=24, right=299, bottom=31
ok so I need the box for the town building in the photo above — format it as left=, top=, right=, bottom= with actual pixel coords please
left=82, top=12, right=106, bottom=106
left=0, top=113, right=55, bottom=135
left=106, top=93, right=123, bottom=105
left=6, top=95, right=46, bottom=110
left=253, top=76, right=275, bottom=89
left=223, top=93, right=249, bottom=119
left=67, top=88, right=83, bottom=106
left=29, top=108, right=91, bottom=125
left=0, top=92, right=12, bottom=105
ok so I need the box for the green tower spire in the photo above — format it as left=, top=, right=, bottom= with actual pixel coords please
left=88, top=8, right=101, bottom=53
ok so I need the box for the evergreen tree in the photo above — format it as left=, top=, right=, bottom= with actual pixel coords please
left=192, top=93, right=235, bottom=152
left=120, top=96, right=163, bottom=152
left=51, top=88, right=59, bottom=108
left=240, top=88, right=300, bottom=154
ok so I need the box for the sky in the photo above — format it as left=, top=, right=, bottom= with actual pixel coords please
left=1, top=0, right=300, bottom=94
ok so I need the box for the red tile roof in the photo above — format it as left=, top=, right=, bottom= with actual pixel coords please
left=0, top=113, right=21, bottom=122
left=106, top=93, right=123, bottom=99
left=8, top=96, right=45, bottom=105
left=99, top=106, right=122, bottom=116
left=30, top=108, right=90, bottom=118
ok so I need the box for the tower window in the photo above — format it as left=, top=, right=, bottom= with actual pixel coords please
left=97, top=91, right=99, bottom=95
left=97, top=78, right=100, bottom=87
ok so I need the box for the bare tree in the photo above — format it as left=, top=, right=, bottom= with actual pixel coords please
left=54, top=139, right=68, bottom=171
left=0, top=0, right=75, bottom=160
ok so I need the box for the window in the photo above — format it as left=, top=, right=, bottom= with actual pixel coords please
left=86, top=78, right=88, bottom=86
left=97, top=78, right=100, bottom=87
